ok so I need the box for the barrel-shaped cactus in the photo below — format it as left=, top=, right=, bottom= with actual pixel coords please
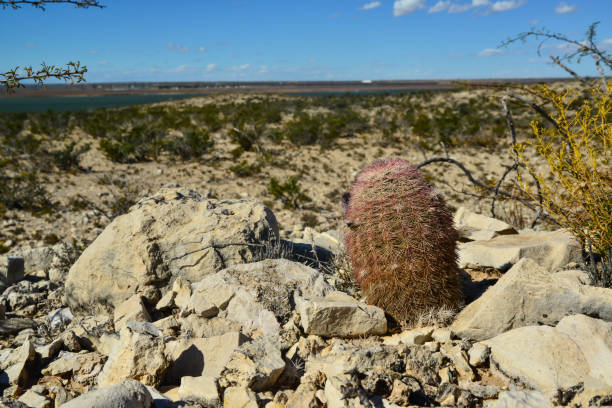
left=344, top=158, right=461, bottom=323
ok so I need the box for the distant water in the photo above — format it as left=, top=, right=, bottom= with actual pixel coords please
left=0, top=94, right=204, bottom=113
left=0, top=89, right=436, bottom=113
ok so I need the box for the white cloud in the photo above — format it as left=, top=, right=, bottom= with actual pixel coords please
left=555, top=2, right=576, bottom=13
left=360, top=1, right=382, bottom=10
left=489, top=0, right=526, bottom=12
left=529, top=19, right=540, bottom=25
left=198, top=47, right=207, bottom=53
left=429, top=1, right=451, bottom=13
left=428, top=0, right=523, bottom=15
left=477, top=48, right=504, bottom=56
left=258, top=65, right=269, bottom=74
left=239, top=64, right=250, bottom=70
left=393, top=0, right=425, bottom=16
left=167, top=43, right=189, bottom=53
left=206, top=64, right=216, bottom=72
left=449, top=3, right=472, bottom=12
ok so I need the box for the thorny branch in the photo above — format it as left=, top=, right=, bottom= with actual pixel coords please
left=1, top=62, right=88, bottom=93
left=0, top=0, right=104, bottom=9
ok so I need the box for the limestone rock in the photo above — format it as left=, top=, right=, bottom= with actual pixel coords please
left=0, top=318, right=37, bottom=336
left=299, top=291, right=386, bottom=338
left=60, top=380, right=153, bottom=408
left=0, top=257, right=24, bottom=288
left=440, top=343, right=474, bottom=381
left=17, top=390, right=51, bottom=408
left=10, top=243, right=75, bottom=281
left=42, top=351, right=106, bottom=378
left=483, top=316, right=612, bottom=394
left=0, top=340, right=35, bottom=387
left=35, top=339, right=63, bottom=360
left=97, top=326, right=168, bottom=387
left=452, top=258, right=612, bottom=341
left=468, top=343, right=490, bottom=367
left=186, top=259, right=332, bottom=337
left=178, top=375, right=219, bottom=406
left=224, top=386, right=259, bottom=408
left=458, top=229, right=581, bottom=272
left=164, top=331, right=247, bottom=383
left=113, top=295, right=151, bottom=331
left=383, top=327, right=433, bottom=346
left=486, top=390, right=552, bottom=408
left=555, top=314, right=612, bottom=387
left=219, top=336, right=286, bottom=392
left=454, top=207, right=517, bottom=242
left=65, top=188, right=279, bottom=313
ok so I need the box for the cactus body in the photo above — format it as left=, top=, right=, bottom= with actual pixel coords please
left=344, top=158, right=461, bottom=323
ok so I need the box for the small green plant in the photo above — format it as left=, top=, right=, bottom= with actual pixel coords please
left=301, top=212, right=319, bottom=228
left=109, top=187, right=140, bottom=218
left=164, top=129, right=213, bottom=160
left=0, top=169, right=53, bottom=212
left=50, top=141, right=90, bottom=171
left=268, top=176, right=311, bottom=209
left=229, top=160, right=262, bottom=178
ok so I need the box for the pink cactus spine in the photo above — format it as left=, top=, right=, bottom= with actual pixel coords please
left=344, top=158, right=461, bottom=323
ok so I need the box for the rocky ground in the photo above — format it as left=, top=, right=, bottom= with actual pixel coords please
left=0, top=185, right=610, bottom=408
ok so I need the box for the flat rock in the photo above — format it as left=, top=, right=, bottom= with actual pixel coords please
left=61, top=380, right=153, bottom=408
left=0, top=318, right=37, bottom=336
left=384, top=326, right=434, bottom=346
left=65, top=187, right=279, bottom=313
left=454, top=207, right=517, bottom=242
left=483, top=315, right=612, bottom=394
left=17, top=390, right=51, bottom=408
left=223, top=386, right=259, bottom=408
left=458, top=229, right=581, bottom=272
left=299, top=291, right=387, bottom=338
left=486, top=391, right=552, bottom=408
left=178, top=375, right=219, bottom=406
left=452, top=258, right=612, bottom=341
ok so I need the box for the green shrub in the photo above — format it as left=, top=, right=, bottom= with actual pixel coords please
left=165, top=129, right=213, bottom=160
left=50, top=141, right=90, bottom=171
left=0, top=169, right=53, bottom=212
left=229, top=160, right=262, bottom=177
left=268, top=176, right=311, bottom=209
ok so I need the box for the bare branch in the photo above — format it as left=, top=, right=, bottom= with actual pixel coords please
left=0, top=0, right=104, bottom=9
left=549, top=56, right=590, bottom=86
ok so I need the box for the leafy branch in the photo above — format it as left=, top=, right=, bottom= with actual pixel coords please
left=0, top=0, right=104, bottom=9
left=1, top=61, right=88, bottom=93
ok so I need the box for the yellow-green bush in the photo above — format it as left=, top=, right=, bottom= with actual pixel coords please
left=514, top=84, right=611, bottom=285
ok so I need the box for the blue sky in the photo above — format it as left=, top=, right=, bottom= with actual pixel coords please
left=3, top=0, right=611, bottom=82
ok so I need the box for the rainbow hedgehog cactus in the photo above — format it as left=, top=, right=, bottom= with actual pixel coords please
left=343, top=158, right=461, bottom=323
